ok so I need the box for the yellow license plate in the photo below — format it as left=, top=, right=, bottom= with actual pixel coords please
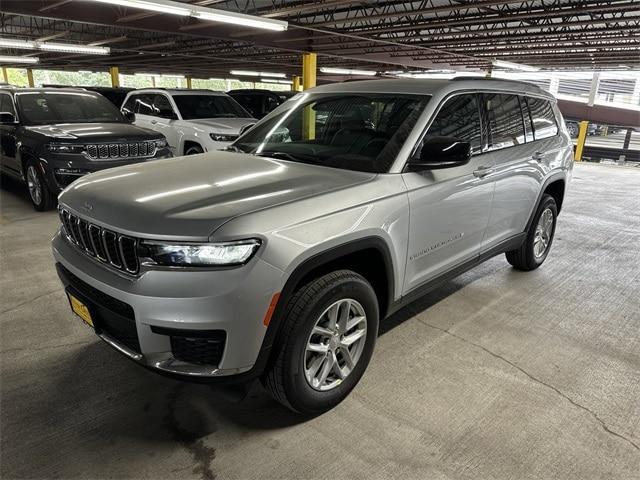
left=68, top=293, right=94, bottom=328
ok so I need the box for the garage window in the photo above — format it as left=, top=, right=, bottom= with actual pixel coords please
left=527, top=97, right=558, bottom=140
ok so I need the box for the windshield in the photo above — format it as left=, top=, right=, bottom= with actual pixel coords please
left=172, top=94, right=252, bottom=120
left=16, top=91, right=126, bottom=125
left=232, top=92, right=430, bottom=173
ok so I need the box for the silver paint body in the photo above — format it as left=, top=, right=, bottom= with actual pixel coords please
left=53, top=79, right=574, bottom=376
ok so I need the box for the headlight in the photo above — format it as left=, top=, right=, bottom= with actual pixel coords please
left=155, top=138, right=168, bottom=149
left=141, top=239, right=261, bottom=267
left=47, top=144, right=85, bottom=154
left=209, top=133, right=238, bottom=142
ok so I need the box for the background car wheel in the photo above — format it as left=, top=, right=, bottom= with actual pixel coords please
left=506, top=193, right=558, bottom=271
left=566, top=122, right=579, bottom=138
left=184, top=144, right=204, bottom=155
left=262, top=270, right=379, bottom=415
left=25, top=159, right=56, bottom=211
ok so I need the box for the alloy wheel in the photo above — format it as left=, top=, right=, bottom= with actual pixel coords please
left=304, top=298, right=367, bottom=391
left=534, top=207, right=554, bottom=259
left=26, top=165, right=42, bottom=206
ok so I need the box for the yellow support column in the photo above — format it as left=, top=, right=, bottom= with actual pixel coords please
left=574, top=121, right=589, bottom=161
left=302, top=53, right=317, bottom=140
left=109, top=66, right=120, bottom=88
left=27, top=68, right=35, bottom=87
left=292, top=75, right=301, bottom=92
left=1, top=67, right=8, bottom=83
left=302, top=53, right=316, bottom=90
left=186, top=76, right=192, bottom=89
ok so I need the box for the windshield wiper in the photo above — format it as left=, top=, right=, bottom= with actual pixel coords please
left=256, top=151, right=309, bottom=163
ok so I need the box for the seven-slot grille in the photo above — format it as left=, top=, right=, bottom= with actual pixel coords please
left=59, top=208, right=139, bottom=274
left=85, top=141, right=156, bottom=160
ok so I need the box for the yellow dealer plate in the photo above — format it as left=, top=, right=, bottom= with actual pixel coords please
left=68, top=293, right=94, bottom=328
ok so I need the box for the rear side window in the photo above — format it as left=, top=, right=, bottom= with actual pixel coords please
left=485, top=94, right=526, bottom=150
left=0, top=94, right=15, bottom=116
left=121, top=95, right=136, bottom=113
left=426, top=94, right=483, bottom=154
left=130, top=94, right=155, bottom=116
left=527, top=97, right=558, bottom=140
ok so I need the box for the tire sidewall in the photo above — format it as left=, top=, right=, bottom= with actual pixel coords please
left=185, top=146, right=203, bottom=155
left=527, top=195, right=558, bottom=267
left=283, top=275, right=379, bottom=414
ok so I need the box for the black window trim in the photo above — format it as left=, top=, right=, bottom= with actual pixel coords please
left=408, top=91, right=486, bottom=161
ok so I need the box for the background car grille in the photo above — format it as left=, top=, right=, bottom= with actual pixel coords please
left=59, top=208, right=139, bottom=274
left=85, top=141, right=156, bottom=160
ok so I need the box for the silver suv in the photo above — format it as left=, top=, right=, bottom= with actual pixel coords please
left=52, top=78, right=573, bottom=414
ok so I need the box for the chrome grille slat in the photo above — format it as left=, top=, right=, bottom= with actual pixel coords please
left=84, top=141, right=156, bottom=160
left=59, top=208, right=139, bottom=275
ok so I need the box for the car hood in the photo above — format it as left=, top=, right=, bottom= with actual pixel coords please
left=24, top=122, right=162, bottom=142
left=186, top=118, right=256, bottom=134
left=59, top=151, right=375, bottom=241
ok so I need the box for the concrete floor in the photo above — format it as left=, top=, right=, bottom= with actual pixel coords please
left=1, top=163, right=639, bottom=480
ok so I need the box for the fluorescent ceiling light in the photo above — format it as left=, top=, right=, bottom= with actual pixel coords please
left=0, top=55, right=39, bottom=64
left=320, top=67, right=377, bottom=76
left=231, top=70, right=286, bottom=78
left=260, top=78, right=293, bottom=85
left=493, top=60, right=539, bottom=72
left=90, top=0, right=190, bottom=16
left=135, top=72, right=159, bottom=76
left=90, top=0, right=287, bottom=31
left=78, top=70, right=94, bottom=74
left=161, top=74, right=185, bottom=78
left=39, top=42, right=110, bottom=55
left=0, top=38, right=37, bottom=49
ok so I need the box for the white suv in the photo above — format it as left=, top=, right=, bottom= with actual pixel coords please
left=121, top=89, right=256, bottom=156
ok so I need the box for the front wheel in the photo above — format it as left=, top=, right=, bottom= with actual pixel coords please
left=506, top=194, right=558, bottom=271
left=262, top=270, right=379, bottom=414
left=25, top=159, right=56, bottom=211
left=184, top=144, right=204, bottom=155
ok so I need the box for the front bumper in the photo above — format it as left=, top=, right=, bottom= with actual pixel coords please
left=43, top=147, right=173, bottom=192
left=52, top=231, right=284, bottom=379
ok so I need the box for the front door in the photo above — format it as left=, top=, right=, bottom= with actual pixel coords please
left=402, top=93, right=495, bottom=294
left=0, top=93, right=19, bottom=175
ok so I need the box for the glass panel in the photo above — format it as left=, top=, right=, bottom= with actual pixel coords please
left=425, top=94, right=482, bottom=154
left=485, top=94, right=526, bottom=150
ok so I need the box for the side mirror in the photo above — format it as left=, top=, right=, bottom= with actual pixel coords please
left=239, top=123, right=256, bottom=137
left=123, top=111, right=135, bottom=123
left=407, top=136, right=472, bottom=171
left=0, top=112, right=17, bottom=125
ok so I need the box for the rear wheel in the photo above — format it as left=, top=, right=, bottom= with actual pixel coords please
left=25, top=159, right=56, bottom=211
left=262, top=270, right=379, bottom=414
left=506, top=194, right=557, bottom=271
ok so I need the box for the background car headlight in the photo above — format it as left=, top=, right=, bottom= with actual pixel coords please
left=142, top=239, right=261, bottom=267
left=155, top=138, right=168, bottom=149
left=47, top=144, right=85, bottom=154
left=209, top=133, right=238, bottom=142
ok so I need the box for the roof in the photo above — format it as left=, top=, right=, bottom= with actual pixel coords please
left=1, top=87, right=99, bottom=95
left=132, top=88, right=227, bottom=95
left=310, top=78, right=554, bottom=99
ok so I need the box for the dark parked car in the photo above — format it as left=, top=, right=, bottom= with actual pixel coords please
left=42, top=85, right=135, bottom=108
left=227, top=89, right=295, bottom=119
left=0, top=87, right=172, bottom=211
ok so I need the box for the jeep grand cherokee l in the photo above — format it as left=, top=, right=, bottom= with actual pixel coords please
left=52, top=78, right=573, bottom=414
left=0, top=87, right=171, bottom=211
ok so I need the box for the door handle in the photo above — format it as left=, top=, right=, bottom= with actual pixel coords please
left=473, top=166, right=493, bottom=178
left=532, top=151, right=545, bottom=162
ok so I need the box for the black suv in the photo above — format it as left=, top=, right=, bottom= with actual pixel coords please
left=227, top=89, right=295, bottom=119
left=0, top=87, right=172, bottom=211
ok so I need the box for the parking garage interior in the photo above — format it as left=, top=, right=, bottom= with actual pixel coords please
left=1, top=1, right=639, bottom=479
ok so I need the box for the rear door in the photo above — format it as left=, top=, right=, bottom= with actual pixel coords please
left=0, top=93, right=19, bottom=174
left=126, top=93, right=157, bottom=132
left=150, top=94, right=179, bottom=153
left=480, top=93, right=543, bottom=249
left=402, top=93, right=495, bottom=293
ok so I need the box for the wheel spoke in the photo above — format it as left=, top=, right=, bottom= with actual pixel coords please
left=346, top=315, right=366, bottom=331
left=307, top=342, right=329, bottom=354
left=312, top=325, right=333, bottom=337
left=337, top=300, right=351, bottom=333
left=327, top=303, right=339, bottom=330
left=317, top=353, right=335, bottom=385
left=339, top=346, right=355, bottom=369
left=341, top=328, right=365, bottom=346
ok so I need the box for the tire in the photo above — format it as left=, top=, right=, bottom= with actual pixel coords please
left=506, top=194, right=557, bottom=271
left=566, top=122, right=579, bottom=138
left=25, top=159, right=56, bottom=211
left=262, top=270, right=379, bottom=415
left=184, top=144, right=204, bottom=155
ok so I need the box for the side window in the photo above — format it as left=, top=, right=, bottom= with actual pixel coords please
left=153, top=94, right=175, bottom=119
left=0, top=94, right=16, bottom=116
left=485, top=93, right=526, bottom=150
left=520, top=96, right=534, bottom=143
left=121, top=95, right=137, bottom=114
left=528, top=97, right=558, bottom=140
left=135, top=94, right=155, bottom=116
left=425, top=94, right=483, bottom=154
